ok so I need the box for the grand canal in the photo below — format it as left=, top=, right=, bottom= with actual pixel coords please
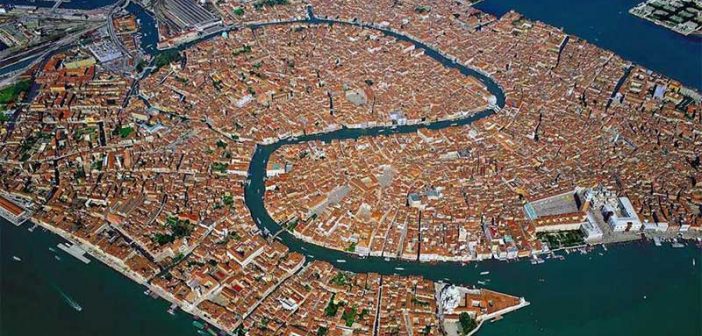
left=1, top=0, right=701, bottom=335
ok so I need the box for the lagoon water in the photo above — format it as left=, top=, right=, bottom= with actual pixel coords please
left=1, top=0, right=701, bottom=335
left=474, top=0, right=702, bottom=91
left=2, top=219, right=700, bottom=336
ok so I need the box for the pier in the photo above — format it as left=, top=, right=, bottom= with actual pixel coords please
left=57, top=242, right=91, bottom=264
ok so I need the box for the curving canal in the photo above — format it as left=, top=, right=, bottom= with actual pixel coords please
left=2, top=3, right=700, bottom=336
left=243, top=6, right=507, bottom=279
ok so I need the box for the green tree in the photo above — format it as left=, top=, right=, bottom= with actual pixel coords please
left=459, top=312, right=477, bottom=335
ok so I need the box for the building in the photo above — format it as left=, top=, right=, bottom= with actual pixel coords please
left=602, top=197, right=642, bottom=232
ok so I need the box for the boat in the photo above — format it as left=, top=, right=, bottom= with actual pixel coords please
left=49, top=247, right=56, bottom=252
left=167, top=303, right=177, bottom=315
left=477, top=281, right=486, bottom=285
left=336, top=259, right=346, bottom=263
left=693, top=259, right=696, bottom=267
left=671, top=238, right=684, bottom=248
left=653, top=236, right=662, bottom=246
left=54, top=255, right=61, bottom=261
left=384, top=257, right=391, bottom=261
left=57, top=288, right=82, bottom=312
left=12, top=256, right=21, bottom=262
left=480, top=271, right=490, bottom=275
left=394, top=267, right=405, bottom=271
left=192, top=320, right=206, bottom=330
left=602, top=244, right=608, bottom=251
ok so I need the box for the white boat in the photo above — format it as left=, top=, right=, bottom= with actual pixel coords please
left=12, top=256, right=21, bottom=262
left=477, top=281, right=486, bottom=285
left=57, top=288, right=82, bottom=312
left=671, top=238, right=684, bottom=248
left=167, top=303, right=177, bottom=315
left=336, top=259, right=346, bottom=263
left=394, top=267, right=404, bottom=271
left=480, top=271, right=490, bottom=275
left=653, top=236, right=662, bottom=246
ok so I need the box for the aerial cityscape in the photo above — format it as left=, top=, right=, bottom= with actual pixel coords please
left=0, top=0, right=700, bottom=336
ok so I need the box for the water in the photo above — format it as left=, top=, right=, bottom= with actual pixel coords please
left=3, top=219, right=700, bottom=336
left=0, top=221, right=198, bottom=336
left=474, top=0, right=702, bottom=91
left=125, top=2, right=158, bottom=56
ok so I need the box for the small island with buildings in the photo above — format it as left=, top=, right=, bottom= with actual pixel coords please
left=630, top=0, right=702, bottom=36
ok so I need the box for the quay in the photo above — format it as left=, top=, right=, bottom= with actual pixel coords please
left=57, top=242, right=91, bottom=264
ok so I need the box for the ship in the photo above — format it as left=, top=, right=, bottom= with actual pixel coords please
left=480, top=271, right=490, bottom=275
left=336, top=259, right=346, bottom=263
left=12, top=256, right=21, bottom=262
left=57, top=288, right=83, bottom=312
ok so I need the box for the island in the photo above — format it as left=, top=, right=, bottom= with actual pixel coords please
left=0, top=0, right=700, bottom=335
left=630, top=0, right=702, bottom=36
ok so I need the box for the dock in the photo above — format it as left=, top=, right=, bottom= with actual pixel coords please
left=57, top=242, right=91, bottom=264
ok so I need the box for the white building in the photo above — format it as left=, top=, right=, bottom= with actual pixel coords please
left=602, top=197, right=642, bottom=232
left=581, top=212, right=603, bottom=242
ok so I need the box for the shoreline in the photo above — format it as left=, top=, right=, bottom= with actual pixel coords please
left=2, top=214, right=699, bottom=336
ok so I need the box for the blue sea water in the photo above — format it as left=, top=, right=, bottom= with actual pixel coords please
left=474, top=0, right=702, bottom=91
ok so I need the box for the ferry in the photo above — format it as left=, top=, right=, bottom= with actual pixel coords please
left=12, top=256, right=21, bottom=262
left=479, top=271, right=490, bottom=276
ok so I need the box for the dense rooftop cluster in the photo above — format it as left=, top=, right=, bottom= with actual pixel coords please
left=139, top=23, right=490, bottom=143
left=0, top=0, right=699, bottom=334
left=263, top=6, right=701, bottom=260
